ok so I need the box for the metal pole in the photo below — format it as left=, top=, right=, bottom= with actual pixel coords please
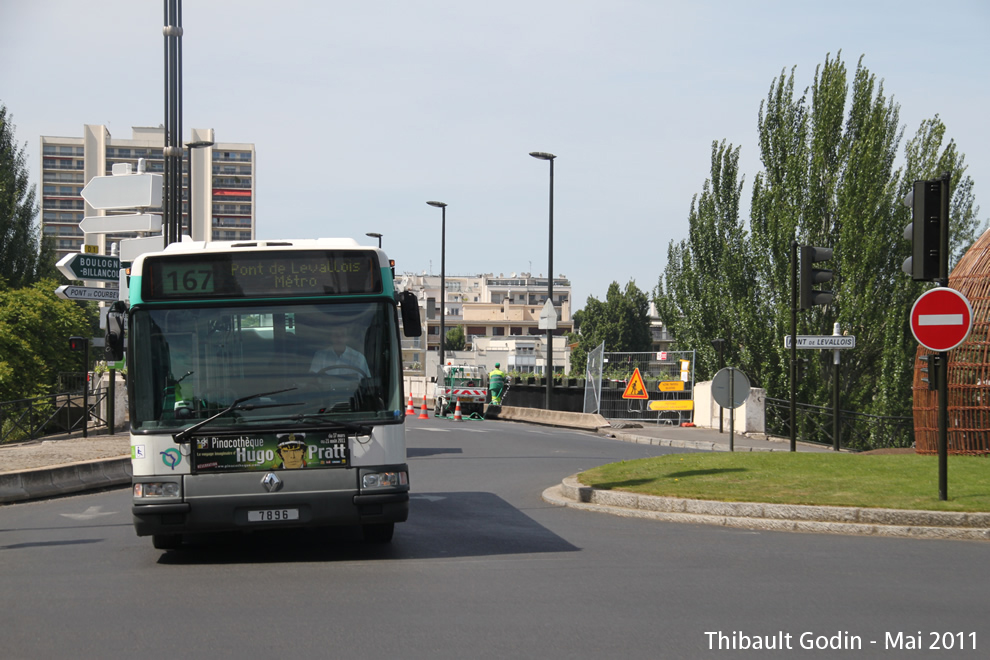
left=162, top=0, right=170, bottom=244
left=728, top=366, right=735, bottom=452
left=82, top=341, right=89, bottom=439
left=440, top=205, right=446, bottom=369
left=938, top=351, right=948, bottom=500
left=163, top=0, right=183, bottom=245
left=832, top=323, right=840, bottom=451
left=108, top=368, right=115, bottom=435
left=712, top=338, right=725, bottom=432
left=790, top=239, right=798, bottom=451
left=426, top=201, right=448, bottom=368
left=546, top=157, right=554, bottom=411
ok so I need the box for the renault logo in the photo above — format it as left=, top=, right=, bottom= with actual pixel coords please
left=261, top=472, right=282, bottom=492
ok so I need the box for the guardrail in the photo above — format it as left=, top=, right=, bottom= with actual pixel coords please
left=764, top=397, right=914, bottom=451
left=0, top=385, right=109, bottom=444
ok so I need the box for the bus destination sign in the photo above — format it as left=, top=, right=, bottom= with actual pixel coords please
left=143, top=250, right=382, bottom=300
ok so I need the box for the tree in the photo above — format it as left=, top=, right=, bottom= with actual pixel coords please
left=654, top=53, right=985, bottom=426
left=445, top=324, right=466, bottom=352
left=569, top=280, right=651, bottom=376
left=654, top=140, right=755, bottom=382
left=0, top=280, right=95, bottom=402
left=1, top=102, right=54, bottom=288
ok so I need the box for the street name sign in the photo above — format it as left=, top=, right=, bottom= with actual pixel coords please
left=57, top=253, right=121, bottom=282
left=79, top=213, right=162, bottom=234
left=80, top=173, right=162, bottom=210
left=910, top=287, right=973, bottom=352
left=784, top=335, right=857, bottom=349
left=55, top=285, right=120, bottom=302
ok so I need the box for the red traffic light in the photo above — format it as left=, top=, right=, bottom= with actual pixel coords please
left=68, top=336, right=87, bottom=351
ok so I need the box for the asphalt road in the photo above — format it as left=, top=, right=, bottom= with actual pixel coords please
left=1, top=417, right=987, bottom=659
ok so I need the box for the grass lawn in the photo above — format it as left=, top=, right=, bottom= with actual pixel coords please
left=578, top=452, right=990, bottom=513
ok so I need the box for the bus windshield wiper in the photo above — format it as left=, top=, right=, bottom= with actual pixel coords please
left=173, top=387, right=301, bottom=443
left=287, top=412, right=373, bottom=436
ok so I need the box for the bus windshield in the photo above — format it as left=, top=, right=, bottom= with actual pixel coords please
left=129, top=300, right=403, bottom=434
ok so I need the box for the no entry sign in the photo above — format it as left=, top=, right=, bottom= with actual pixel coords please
left=910, top=287, right=973, bottom=352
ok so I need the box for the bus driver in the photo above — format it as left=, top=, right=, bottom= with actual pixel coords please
left=310, top=324, right=370, bottom=379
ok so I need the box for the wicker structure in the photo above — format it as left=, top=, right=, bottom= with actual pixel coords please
left=912, top=228, right=990, bottom=455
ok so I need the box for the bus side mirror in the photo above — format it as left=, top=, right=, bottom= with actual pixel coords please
left=105, top=301, right=127, bottom=362
left=399, top=291, right=422, bottom=337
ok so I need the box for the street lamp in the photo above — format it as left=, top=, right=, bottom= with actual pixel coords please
left=426, top=201, right=447, bottom=368
left=185, top=139, right=214, bottom=240
left=529, top=151, right=556, bottom=410
left=365, top=232, right=383, bottom=248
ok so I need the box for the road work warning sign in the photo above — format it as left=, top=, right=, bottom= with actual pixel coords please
left=622, top=368, right=649, bottom=400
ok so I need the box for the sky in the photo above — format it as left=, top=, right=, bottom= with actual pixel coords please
left=3, top=0, right=988, bottom=309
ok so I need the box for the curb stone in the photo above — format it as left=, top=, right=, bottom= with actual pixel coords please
left=542, top=475, right=990, bottom=541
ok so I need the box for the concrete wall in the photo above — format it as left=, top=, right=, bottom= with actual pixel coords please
left=693, top=380, right=765, bottom=434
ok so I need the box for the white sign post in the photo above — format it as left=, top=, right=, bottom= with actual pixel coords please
left=80, top=173, right=162, bottom=210
left=55, top=285, right=121, bottom=302
left=784, top=335, right=856, bottom=349
left=538, top=298, right=558, bottom=330
left=79, top=213, right=163, bottom=234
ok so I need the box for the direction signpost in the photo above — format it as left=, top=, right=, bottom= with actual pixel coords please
left=910, top=287, right=974, bottom=501
left=79, top=213, right=162, bottom=234
left=57, top=253, right=121, bottom=282
left=55, top=285, right=120, bottom=302
left=80, top=173, right=162, bottom=210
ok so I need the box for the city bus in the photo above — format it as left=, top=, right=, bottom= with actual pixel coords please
left=110, top=238, right=421, bottom=549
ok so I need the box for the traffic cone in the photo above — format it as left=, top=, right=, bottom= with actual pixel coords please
left=406, top=393, right=415, bottom=415
left=418, top=394, right=429, bottom=419
left=453, top=398, right=463, bottom=422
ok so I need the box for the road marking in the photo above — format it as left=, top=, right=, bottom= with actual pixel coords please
left=919, top=313, right=963, bottom=326
left=409, top=494, right=446, bottom=502
left=60, top=506, right=117, bottom=520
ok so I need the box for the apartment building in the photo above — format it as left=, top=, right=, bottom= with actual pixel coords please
left=40, top=124, right=255, bottom=260
left=396, top=271, right=573, bottom=377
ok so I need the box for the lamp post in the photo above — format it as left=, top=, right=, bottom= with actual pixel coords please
left=529, top=151, right=556, bottom=410
left=365, top=232, right=383, bottom=248
left=185, top=139, right=214, bottom=240
left=426, top=201, right=447, bottom=368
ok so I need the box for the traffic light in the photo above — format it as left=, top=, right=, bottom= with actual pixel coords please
left=901, top=177, right=949, bottom=281
left=800, top=245, right=834, bottom=309
left=919, top=354, right=936, bottom=390
left=68, top=336, right=87, bottom=351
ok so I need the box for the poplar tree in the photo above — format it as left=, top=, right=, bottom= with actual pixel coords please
left=0, top=102, right=53, bottom=288
left=655, top=53, right=984, bottom=424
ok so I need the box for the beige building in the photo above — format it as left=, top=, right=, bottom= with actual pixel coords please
left=397, top=271, right=573, bottom=378
left=40, top=125, right=255, bottom=260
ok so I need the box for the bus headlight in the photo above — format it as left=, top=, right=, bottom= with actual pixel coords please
left=362, top=471, right=408, bottom=489
left=133, top=481, right=181, bottom=498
